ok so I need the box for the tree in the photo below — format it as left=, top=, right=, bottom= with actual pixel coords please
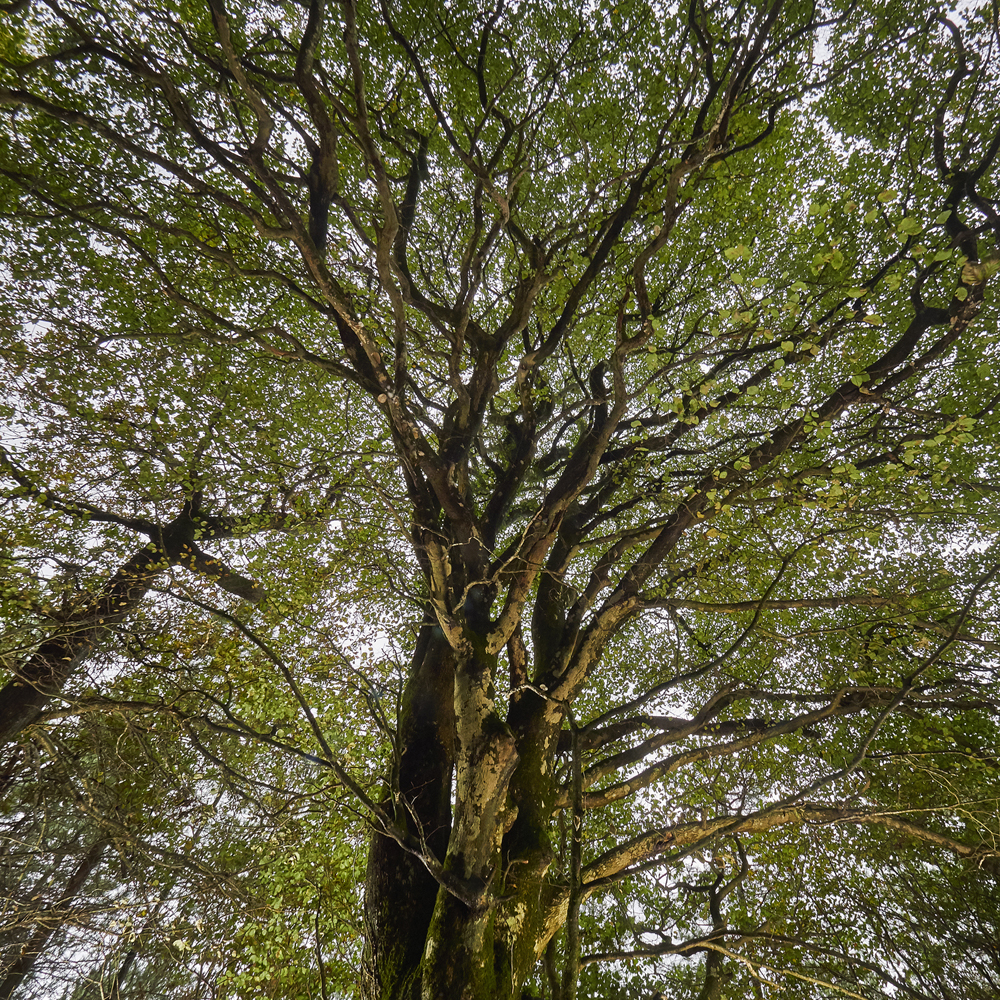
left=1, top=705, right=365, bottom=999
left=1, top=0, right=1000, bottom=997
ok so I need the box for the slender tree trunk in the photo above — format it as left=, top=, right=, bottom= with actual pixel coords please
left=695, top=876, right=733, bottom=1000
left=69, top=879, right=173, bottom=1000
left=0, top=547, right=164, bottom=744
left=0, top=508, right=267, bottom=745
left=72, top=944, right=138, bottom=1000
left=105, top=946, right=137, bottom=1000
left=0, top=838, right=107, bottom=1000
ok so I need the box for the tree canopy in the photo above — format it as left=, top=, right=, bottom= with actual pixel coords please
left=1, top=0, right=999, bottom=997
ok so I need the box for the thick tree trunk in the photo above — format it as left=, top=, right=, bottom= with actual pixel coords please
left=694, top=953, right=733, bottom=1000
left=363, top=614, right=567, bottom=999
left=416, top=643, right=520, bottom=1000
left=362, top=625, right=456, bottom=1000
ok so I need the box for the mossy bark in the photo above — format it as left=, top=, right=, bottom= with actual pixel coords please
left=362, top=616, right=566, bottom=1000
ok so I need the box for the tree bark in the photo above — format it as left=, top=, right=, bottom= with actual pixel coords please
left=694, top=952, right=733, bottom=1000
left=362, top=625, right=456, bottom=1000
left=0, top=838, right=107, bottom=1000
left=0, top=509, right=269, bottom=745
left=363, top=609, right=571, bottom=1000
left=0, top=547, right=165, bottom=744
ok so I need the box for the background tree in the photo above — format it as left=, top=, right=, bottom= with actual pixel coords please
left=1, top=0, right=1000, bottom=998
left=1, top=708, right=364, bottom=999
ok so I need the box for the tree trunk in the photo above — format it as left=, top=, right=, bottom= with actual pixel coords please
left=71, top=944, right=139, bottom=1000
left=0, top=509, right=267, bottom=745
left=0, top=547, right=164, bottom=744
left=0, top=838, right=107, bottom=1000
left=694, top=952, right=733, bottom=1000
left=362, top=625, right=456, bottom=1000
left=362, top=612, right=568, bottom=999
